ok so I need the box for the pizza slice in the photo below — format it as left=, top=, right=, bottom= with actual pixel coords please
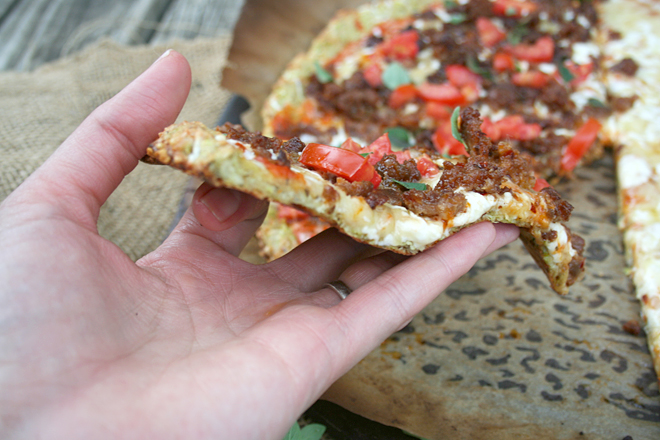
left=147, top=108, right=584, bottom=294
left=256, top=203, right=330, bottom=261
left=597, top=0, right=660, bottom=381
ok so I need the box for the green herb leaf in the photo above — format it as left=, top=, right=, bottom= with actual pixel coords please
left=393, top=179, right=428, bottom=191
left=382, top=62, right=411, bottom=90
left=282, top=422, right=302, bottom=440
left=505, top=6, right=517, bottom=16
left=558, top=62, right=575, bottom=83
left=508, top=23, right=528, bottom=45
left=299, top=424, right=326, bottom=440
left=448, top=13, right=467, bottom=24
left=444, top=0, right=458, bottom=9
left=403, top=431, right=432, bottom=440
left=385, top=127, right=413, bottom=150
left=466, top=55, right=494, bottom=81
left=359, top=152, right=372, bottom=157
left=314, top=61, right=333, bottom=84
left=587, top=97, right=607, bottom=108
left=450, top=106, right=467, bottom=149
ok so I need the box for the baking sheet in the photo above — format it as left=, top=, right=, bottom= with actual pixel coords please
left=221, top=1, right=660, bottom=438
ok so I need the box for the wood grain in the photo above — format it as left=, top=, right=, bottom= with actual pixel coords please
left=0, top=0, right=244, bottom=71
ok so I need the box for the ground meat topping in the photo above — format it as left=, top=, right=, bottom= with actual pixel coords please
left=610, top=95, right=637, bottom=113
left=375, top=155, right=421, bottom=191
left=567, top=228, right=585, bottom=286
left=403, top=188, right=467, bottom=221
left=610, top=58, right=639, bottom=76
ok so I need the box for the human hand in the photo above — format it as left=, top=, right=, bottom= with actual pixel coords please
left=0, top=50, right=519, bottom=439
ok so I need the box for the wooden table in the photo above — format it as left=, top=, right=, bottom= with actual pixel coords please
left=0, top=0, right=244, bottom=71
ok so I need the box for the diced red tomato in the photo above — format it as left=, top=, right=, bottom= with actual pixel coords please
left=481, top=115, right=542, bottom=141
left=290, top=218, right=330, bottom=243
left=460, top=83, right=480, bottom=104
left=512, top=71, right=551, bottom=88
left=561, top=118, right=602, bottom=172
left=432, top=121, right=468, bottom=156
left=359, top=133, right=393, bottom=165
left=388, top=84, right=418, bottom=108
left=493, top=0, right=538, bottom=18
left=416, top=156, right=440, bottom=177
left=374, top=18, right=413, bottom=39
left=363, top=63, right=383, bottom=87
left=425, top=102, right=452, bottom=121
left=563, top=61, right=594, bottom=85
left=380, top=30, right=419, bottom=62
left=445, top=65, right=482, bottom=88
left=393, top=150, right=412, bottom=164
left=493, top=52, right=515, bottom=72
left=300, top=142, right=380, bottom=187
left=507, top=36, right=555, bottom=63
left=277, top=205, right=310, bottom=221
left=340, top=138, right=363, bottom=152
left=533, top=177, right=551, bottom=192
left=417, top=82, right=466, bottom=106
left=476, top=17, right=506, bottom=48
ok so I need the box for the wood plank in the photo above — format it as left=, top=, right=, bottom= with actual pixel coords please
left=150, top=0, right=244, bottom=43
left=0, top=0, right=20, bottom=22
left=0, top=0, right=52, bottom=69
left=0, top=0, right=242, bottom=71
left=109, top=0, right=177, bottom=45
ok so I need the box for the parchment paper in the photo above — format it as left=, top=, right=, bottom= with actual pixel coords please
left=222, top=1, right=660, bottom=438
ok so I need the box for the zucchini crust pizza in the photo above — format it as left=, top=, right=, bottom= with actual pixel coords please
left=147, top=108, right=585, bottom=294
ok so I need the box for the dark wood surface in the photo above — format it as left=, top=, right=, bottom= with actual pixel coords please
left=0, top=0, right=244, bottom=71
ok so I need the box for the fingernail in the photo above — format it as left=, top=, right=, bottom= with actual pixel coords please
left=153, top=49, right=173, bottom=65
left=200, top=188, right=241, bottom=224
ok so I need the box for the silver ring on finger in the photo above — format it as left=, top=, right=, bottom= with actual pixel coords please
left=325, top=280, right=352, bottom=300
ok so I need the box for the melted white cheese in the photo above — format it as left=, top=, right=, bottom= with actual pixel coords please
left=618, top=154, right=653, bottom=189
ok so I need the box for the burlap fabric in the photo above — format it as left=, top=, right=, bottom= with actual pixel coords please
left=0, top=36, right=232, bottom=260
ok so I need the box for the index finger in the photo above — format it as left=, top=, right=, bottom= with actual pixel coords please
left=20, top=50, right=192, bottom=229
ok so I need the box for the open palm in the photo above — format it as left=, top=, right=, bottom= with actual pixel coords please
left=0, top=51, right=518, bottom=439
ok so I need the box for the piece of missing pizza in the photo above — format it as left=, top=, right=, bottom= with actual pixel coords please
left=147, top=108, right=584, bottom=294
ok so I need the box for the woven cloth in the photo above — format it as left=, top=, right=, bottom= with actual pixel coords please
left=0, top=36, right=232, bottom=260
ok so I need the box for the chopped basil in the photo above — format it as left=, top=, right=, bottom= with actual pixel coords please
left=448, top=13, right=467, bottom=24
left=444, top=0, right=458, bottom=9
left=385, top=127, right=413, bottom=150
left=314, top=61, right=333, bottom=84
left=467, top=55, right=494, bottom=81
left=359, top=152, right=372, bottom=157
left=393, top=179, right=428, bottom=191
left=558, top=62, right=575, bottom=82
left=282, top=422, right=326, bottom=440
left=382, top=62, right=411, bottom=90
left=451, top=106, right=467, bottom=149
left=505, top=6, right=517, bottom=16
left=587, top=98, right=608, bottom=108
left=508, top=23, right=528, bottom=45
